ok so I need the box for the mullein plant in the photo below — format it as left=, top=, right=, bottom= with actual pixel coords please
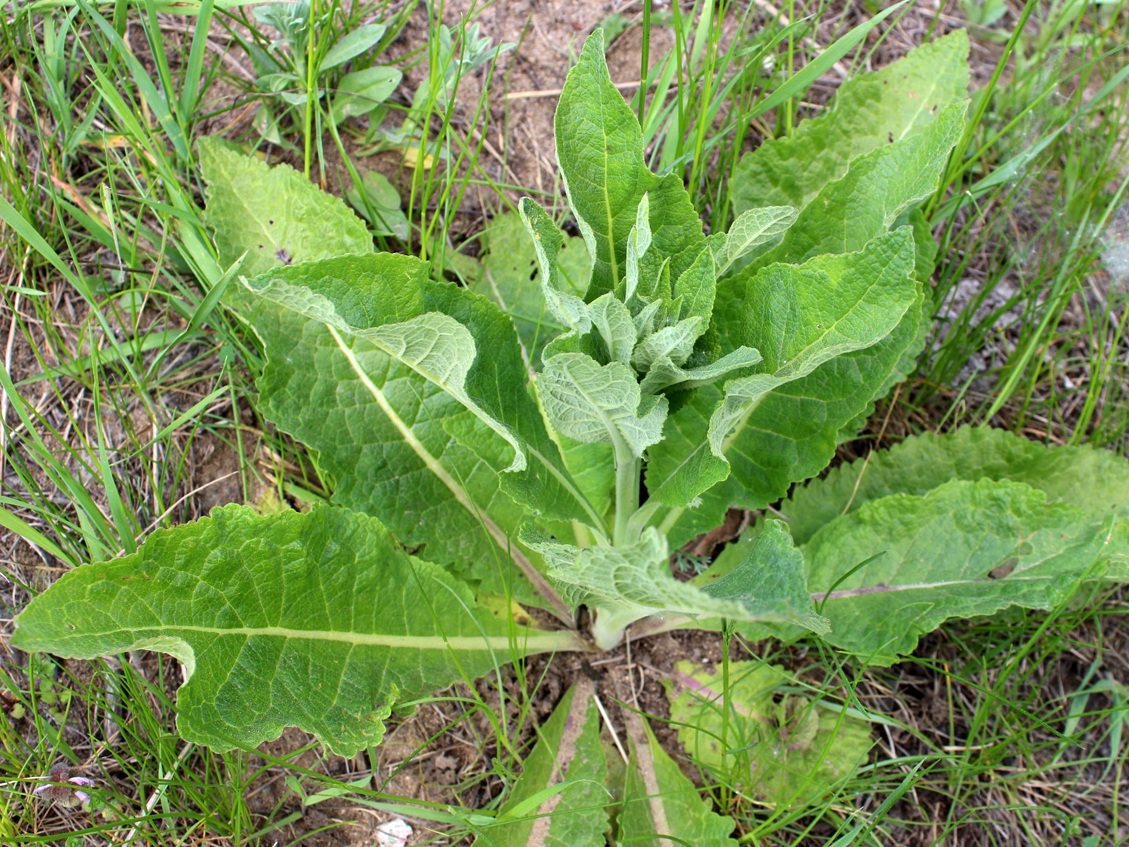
left=12, top=28, right=1129, bottom=841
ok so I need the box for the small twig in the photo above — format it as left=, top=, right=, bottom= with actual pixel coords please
left=505, top=80, right=643, bottom=101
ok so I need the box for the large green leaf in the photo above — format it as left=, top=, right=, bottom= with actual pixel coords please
left=246, top=254, right=600, bottom=605
left=696, top=520, right=828, bottom=635
left=620, top=713, right=737, bottom=847
left=555, top=30, right=704, bottom=298
left=197, top=138, right=372, bottom=276
left=478, top=680, right=610, bottom=846
left=665, top=661, right=873, bottom=807
left=11, top=506, right=579, bottom=755
left=731, top=31, right=969, bottom=216
left=647, top=228, right=919, bottom=509
left=783, top=426, right=1129, bottom=545
left=800, top=478, right=1129, bottom=663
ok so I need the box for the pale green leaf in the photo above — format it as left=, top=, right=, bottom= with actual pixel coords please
left=638, top=346, right=761, bottom=395
left=11, top=506, right=578, bottom=755
left=197, top=138, right=371, bottom=277
left=732, top=31, right=969, bottom=215
left=625, top=192, right=653, bottom=301
left=783, top=426, right=1129, bottom=545
left=713, top=205, right=798, bottom=275
left=632, top=316, right=703, bottom=372
left=518, top=199, right=592, bottom=332
left=524, top=529, right=801, bottom=643
left=620, top=714, right=737, bottom=847
left=588, top=292, right=637, bottom=365
left=539, top=353, right=668, bottom=458
left=802, top=479, right=1129, bottom=664
left=479, top=679, right=611, bottom=846
left=671, top=243, right=717, bottom=326
left=667, top=660, right=873, bottom=806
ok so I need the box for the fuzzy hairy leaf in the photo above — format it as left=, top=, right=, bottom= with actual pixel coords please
left=666, top=661, right=873, bottom=806
left=526, top=525, right=821, bottom=643
left=801, top=478, right=1129, bottom=663
left=246, top=254, right=601, bottom=600
left=620, top=714, right=737, bottom=847
left=539, top=353, right=668, bottom=458
left=198, top=138, right=371, bottom=276
left=712, top=205, right=799, bottom=275
left=783, top=427, right=1129, bottom=545
left=731, top=31, right=969, bottom=216
left=519, top=200, right=592, bottom=334
left=11, top=506, right=577, bottom=755
left=525, top=529, right=749, bottom=630
left=479, top=680, right=610, bottom=847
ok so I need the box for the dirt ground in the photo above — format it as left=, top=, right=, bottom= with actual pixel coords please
left=2, top=1, right=1126, bottom=845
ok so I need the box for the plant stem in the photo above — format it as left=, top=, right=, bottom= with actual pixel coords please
left=612, top=437, right=641, bottom=546
left=303, top=0, right=318, bottom=177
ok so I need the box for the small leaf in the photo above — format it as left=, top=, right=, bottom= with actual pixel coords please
left=518, top=199, right=591, bottom=333
left=11, top=506, right=578, bottom=755
left=539, top=353, right=668, bottom=458
left=345, top=169, right=410, bottom=239
left=638, top=346, right=761, bottom=396
left=713, top=205, right=798, bottom=275
left=321, top=22, right=388, bottom=70
left=588, top=292, right=637, bottom=365
left=632, top=316, right=702, bottom=372
left=666, top=660, right=873, bottom=806
left=197, top=138, right=371, bottom=278
left=331, top=66, right=401, bottom=121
